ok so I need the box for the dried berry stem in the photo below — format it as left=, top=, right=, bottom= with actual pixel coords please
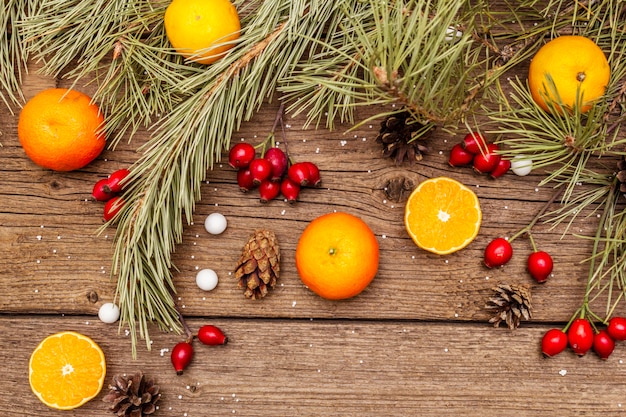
left=171, top=292, right=193, bottom=343
left=509, top=186, right=565, bottom=242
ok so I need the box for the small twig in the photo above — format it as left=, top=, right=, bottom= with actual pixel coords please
left=510, top=186, right=565, bottom=242
left=171, top=292, right=193, bottom=343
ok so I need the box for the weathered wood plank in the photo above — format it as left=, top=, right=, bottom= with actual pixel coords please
left=1, top=316, right=624, bottom=416
left=0, top=93, right=610, bottom=323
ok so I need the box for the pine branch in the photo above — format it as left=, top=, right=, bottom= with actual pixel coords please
left=0, top=0, right=28, bottom=112
left=280, top=0, right=502, bottom=135
left=103, top=0, right=358, bottom=356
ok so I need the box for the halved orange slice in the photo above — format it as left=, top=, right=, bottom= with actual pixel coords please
left=29, top=331, right=106, bottom=410
left=404, top=177, right=482, bottom=255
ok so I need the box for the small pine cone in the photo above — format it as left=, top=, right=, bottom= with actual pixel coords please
left=616, top=155, right=626, bottom=197
left=103, top=371, right=161, bottom=417
left=234, top=229, right=280, bottom=299
left=485, top=283, right=533, bottom=329
left=375, top=110, right=433, bottom=165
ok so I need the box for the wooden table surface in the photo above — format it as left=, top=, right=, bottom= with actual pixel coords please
left=2, top=57, right=625, bottom=415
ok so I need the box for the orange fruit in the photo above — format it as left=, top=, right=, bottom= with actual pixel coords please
left=404, top=177, right=481, bottom=255
left=18, top=88, right=106, bottom=171
left=528, top=35, right=610, bottom=113
left=164, top=0, right=241, bottom=65
left=295, top=212, right=379, bottom=300
left=29, top=331, right=106, bottom=410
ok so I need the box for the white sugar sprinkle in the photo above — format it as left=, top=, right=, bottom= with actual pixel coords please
left=559, top=369, right=567, bottom=376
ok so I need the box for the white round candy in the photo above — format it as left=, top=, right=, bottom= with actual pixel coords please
left=196, top=268, right=219, bottom=291
left=204, top=213, right=227, bottom=235
left=511, top=155, right=533, bottom=176
left=98, top=302, right=120, bottom=324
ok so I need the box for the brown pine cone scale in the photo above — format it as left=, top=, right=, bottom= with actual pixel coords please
left=235, top=229, right=280, bottom=299
left=485, top=283, right=532, bottom=329
left=103, top=371, right=160, bottom=417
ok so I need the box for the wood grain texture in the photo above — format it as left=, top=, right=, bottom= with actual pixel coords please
left=2, top=316, right=625, bottom=417
left=2, top=25, right=626, bottom=415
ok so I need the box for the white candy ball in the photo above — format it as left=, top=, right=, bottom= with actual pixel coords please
left=196, top=268, right=219, bottom=291
left=511, top=155, right=533, bottom=176
left=204, top=213, right=227, bottom=235
left=98, top=302, right=120, bottom=324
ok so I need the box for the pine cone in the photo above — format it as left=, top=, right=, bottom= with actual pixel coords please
left=235, top=229, right=280, bottom=299
left=103, top=371, right=160, bottom=417
left=616, top=155, right=626, bottom=197
left=375, top=111, right=433, bottom=165
left=485, top=283, right=533, bottom=329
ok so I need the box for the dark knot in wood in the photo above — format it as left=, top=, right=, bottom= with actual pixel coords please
left=383, top=177, right=414, bottom=203
left=86, top=290, right=99, bottom=303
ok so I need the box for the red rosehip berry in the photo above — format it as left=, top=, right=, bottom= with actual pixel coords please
left=171, top=341, right=194, bottom=375
left=568, top=318, right=594, bottom=356
left=259, top=179, right=281, bottom=203
left=593, top=330, right=615, bottom=360
left=472, top=143, right=501, bottom=174
left=303, top=162, right=321, bottom=187
left=288, top=162, right=311, bottom=186
left=448, top=143, right=474, bottom=167
left=541, top=328, right=568, bottom=357
left=461, top=132, right=488, bottom=154
left=249, top=158, right=273, bottom=185
left=489, top=158, right=511, bottom=179
left=280, top=177, right=300, bottom=203
left=527, top=251, right=554, bottom=283
left=484, top=237, right=513, bottom=268
left=107, top=168, right=131, bottom=193
left=237, top=168, right=255, bottom=192
left=92, top=178, right=116, bottom=202
left=264, top=147, right=288, bottom=181
left=607, top=316, right=626, bottom=341
left=197, top=325, right=228, bottom=346
left=228, top=142, right=256, bottom=169
left=103, top=196, right=124, bottom=222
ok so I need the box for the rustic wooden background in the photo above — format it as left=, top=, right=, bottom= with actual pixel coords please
left=1, top=42, right=625, bottom=416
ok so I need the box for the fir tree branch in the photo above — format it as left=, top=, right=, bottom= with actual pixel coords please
left=103, top=0, right=358, bottom=356
left=0, top=0, right=28, bottom=112
left=280, top=0, right=496, bottom=135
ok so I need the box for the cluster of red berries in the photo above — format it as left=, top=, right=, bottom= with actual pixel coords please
left=542, top=316, right=626, bottom=360
left=171, top=324, right=228, bottom=375
left=483, top=237, right=554, bottom=283
left=91, top=168, right=130, bottom=221
left=448, top=132, right=510, bottom=179
left=228, top=142, right=321, bottom=203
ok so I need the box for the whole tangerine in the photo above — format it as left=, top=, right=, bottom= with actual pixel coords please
left=164, top=0, right=241, bottom=65
left=528, top=35, right=610, bottom=113
left=295, top=212, right=379, bottom=300
left=18, top=88, right=106, bottom=171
